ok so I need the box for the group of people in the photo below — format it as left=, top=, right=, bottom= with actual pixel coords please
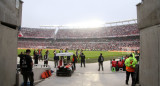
left=18, top=49, right=51, bottom=86
left=20, top=27, right=55, bottom=38
left=19, top=49, right=138, bottom=86
left=51, top=39, right=140, bottom=51
left=53, top=49, right=86, bottom=70
left=19, top=24, right=139, bottom=39
left=56, top=24, right=139, bottom=39
left=33, top=49, right=49, bottom=67
left=111, top=53, right=139, bottom=86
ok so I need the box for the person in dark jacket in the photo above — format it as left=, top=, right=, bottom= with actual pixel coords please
left=98, top=53, right=104, bottom=71
left=80, top=53, right=85, bottom=67
left=67, top=56, right=71, bottom=64
left=18, top=52, right=24, bottom=59
left=34, top=52, right=39, bottom=65
left=72, top=54, right=77, bottom=70
left=20, top=49, right=34, bottom=86
left=44, top=52, right=48, bottom=67
left=33, top=50, right=36, bottom=58
left=54, top=50, right=59, bottom=68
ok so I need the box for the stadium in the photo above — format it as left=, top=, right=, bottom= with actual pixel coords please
left=1, top=0, right=160, bottom=86
left=18, top=19, right=140, bottom=62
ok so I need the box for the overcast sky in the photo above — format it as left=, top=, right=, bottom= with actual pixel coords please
left=22, top=0, right=141, bottom=28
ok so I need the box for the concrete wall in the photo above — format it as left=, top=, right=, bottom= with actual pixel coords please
left=17, top=67, right=51, bottom=86
left=0, top=0, right=23, bottom=26
left=0, top=25, right=18, bottom=86
left=137, top=0, right=160, bottom=29
left=0, top=0, right=23, bottom=86
left=137, top=0, right=160, bottom=86
left=139, top=25, right=160, bottom=86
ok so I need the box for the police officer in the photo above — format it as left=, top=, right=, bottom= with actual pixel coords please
left=125, top=53, right=137, bottom=86
left=80, top=53, right=85, bottom=67
left=20, top=49, right=34, bottom=86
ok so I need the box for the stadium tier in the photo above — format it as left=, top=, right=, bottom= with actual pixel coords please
left=20, top=28, right=55, bottom=38
left=18, top=23, right=140, bottom=51
left=56, top=24, right=139, bottom=38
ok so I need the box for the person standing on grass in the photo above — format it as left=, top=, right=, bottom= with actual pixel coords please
left=76, top=49, right=79, bottom=60
left=20, top=49, right=34, bottom=86
left=65, top=48, right=71, bottom=64
left=44, top=52, right=48, bottom=67
left=72, top=54, right=77, bottom=70
left=34, top=52, right=39, bottom=65
left=79, top=49, right=83, bottom=58
left=59, top=48, right=63, bottom=53
left=45, top=50, right=49, bottom=57
left=98, top=53, right=104, bottom=71
left=18, top=52, right=24, bottom=59
left=33, top=49, right=36, bottom=58
left=38, top=49, right=43, bottom=61
left=80, top=53, right=85, bottom=67
left=54, top=50, right=59, bottom=68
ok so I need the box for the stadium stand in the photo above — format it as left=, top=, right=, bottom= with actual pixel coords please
left=56, top=24, right=139, bottom=38
left=18, top=23, right=140, bottom=51
left=20, top=27, right=55, bottom=38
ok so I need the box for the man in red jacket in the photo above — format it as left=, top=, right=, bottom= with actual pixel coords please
left=118, top=59, right=123, bottom=68
left=112, top=59, right=117, bottom=67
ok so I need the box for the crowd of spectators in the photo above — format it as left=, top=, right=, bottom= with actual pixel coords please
left=52, top=39, right=140, bottom=51
left=18, top=38, right=139, bottom=51
left=56, top=24, right=139, bottom=38
left=18, top=24, right=140, bottom=51
left=20, top=27, right=55, bottom=38
left=18, top=39, right=52, bottom=48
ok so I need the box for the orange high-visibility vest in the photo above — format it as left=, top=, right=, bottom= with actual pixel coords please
left=126, top=66, right=135, bottom=72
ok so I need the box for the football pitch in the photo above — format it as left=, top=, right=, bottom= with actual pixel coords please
left=18, top=49, right=130, bottom=63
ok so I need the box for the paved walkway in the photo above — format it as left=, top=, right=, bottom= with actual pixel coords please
left=35, top=60, right=132, bottom=86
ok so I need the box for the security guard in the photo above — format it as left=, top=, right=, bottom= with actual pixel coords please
left=125, top=53, right=137, bottom=86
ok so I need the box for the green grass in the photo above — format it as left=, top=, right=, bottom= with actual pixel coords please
left=18, top=49, right=130, bottom=63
